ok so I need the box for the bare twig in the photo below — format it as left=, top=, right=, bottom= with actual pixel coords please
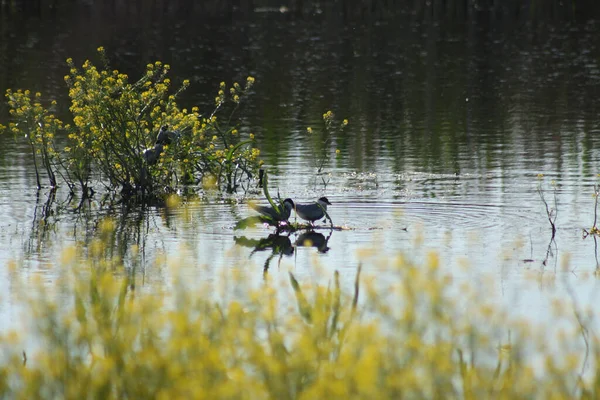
left=537, top=180, right=557, bottom=239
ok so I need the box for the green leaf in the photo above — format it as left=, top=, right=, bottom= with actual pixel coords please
left=226, top=139, right=252, bottom=162
left=289, top=272, right=312, bottom=323
left=234, top=215, right=273, bottom=230
left=261, top=170, right=280, bottom=214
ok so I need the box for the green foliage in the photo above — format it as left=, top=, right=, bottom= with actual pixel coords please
left=235, top=170, right=291, bottom=230
left=234, top=215, right=272, bottom=230
left=2, top=47, right=262, bottom=202
left=305, top=111, right=348, bottom=188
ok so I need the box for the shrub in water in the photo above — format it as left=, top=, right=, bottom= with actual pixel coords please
left=2, top=47, right=262, bottom=202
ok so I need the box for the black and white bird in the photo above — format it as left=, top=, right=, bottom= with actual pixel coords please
left=142, top=143, right=164, bottom=165
left=250, top=198, right=295, bottom=224
left=143, top=125, right=179, bottom=165
left=294, top=197, right=332, bottom=226
left=155, top=125, right=179, bottom=145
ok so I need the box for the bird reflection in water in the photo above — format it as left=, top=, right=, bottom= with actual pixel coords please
left=234, top=229, right=333, bottom=275
left=295, top=231, right=331, bottom=254
left=234, top=234, right=294, bottom=273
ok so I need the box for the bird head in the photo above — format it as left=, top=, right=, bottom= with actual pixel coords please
left=283, top=198, right=295, bottom=210
left=318, top=197, right=332, bottom=206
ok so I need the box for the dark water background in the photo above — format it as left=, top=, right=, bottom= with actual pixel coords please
left=2, top=1, right=600, bottom=331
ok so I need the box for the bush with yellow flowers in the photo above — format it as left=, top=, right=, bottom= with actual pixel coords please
left=3, top=90, right=62, bottom=190
left=1, top=47, right=261, bottom=202
left=1, top=222, right=600, bottom=398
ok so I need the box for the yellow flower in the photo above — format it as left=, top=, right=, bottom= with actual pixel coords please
left=336, top=149, right=340, bottom=155
left=307, top=127, right=313, bottom=134
left=249, top=133, right=255, bottom=140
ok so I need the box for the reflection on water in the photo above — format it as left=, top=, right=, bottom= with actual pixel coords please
left=235, top=233, right=295, bottom=272
left=1, top=4, right=600, bottom=333
left=234, top=229, right=332, bottom=274
left=296, top=231, right=331, bottom=254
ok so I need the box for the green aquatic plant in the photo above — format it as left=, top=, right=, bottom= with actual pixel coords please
left=584, top=185, right=600, bottom=238
left=1, top=47, right=262, bottom=202
left=306, top=111, right=348, bottom=188
left=235, top=170, right=292, bottom=230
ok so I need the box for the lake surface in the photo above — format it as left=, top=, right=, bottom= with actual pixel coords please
left=2, top=3, right=600, bottom=333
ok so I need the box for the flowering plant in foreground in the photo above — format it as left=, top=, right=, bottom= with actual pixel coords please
left=1, top=47, right=261, bottom=202
left=0, top=221, right=599, bottom=398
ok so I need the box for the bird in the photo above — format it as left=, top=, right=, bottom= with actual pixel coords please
left=142, top=125, right=180, bottom=166
left=155, top=125, right=178, bottom=145
left=250, top=198, right=295, bottom=224
left=142, top=143, right=164, bottom=165
left=294, top=197, right=332, bottom=226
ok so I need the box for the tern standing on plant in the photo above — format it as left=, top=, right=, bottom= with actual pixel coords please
left=250, top=198, right=295, bottom=224
left=294, top=197, right=332, bottom=226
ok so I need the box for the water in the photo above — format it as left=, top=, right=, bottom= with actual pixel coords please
left=2, top=4, right=600, bottom=334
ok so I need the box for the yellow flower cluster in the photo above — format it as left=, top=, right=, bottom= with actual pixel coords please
left=0, top=224, right=596, bottom=398
left=4, top=48, right=263, bottom=196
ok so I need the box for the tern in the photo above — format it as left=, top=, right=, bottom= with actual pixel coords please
left=143, top=143, right=164, bottom=165
left=294, top=197, right=332, bottom=225
left=155, top=125, right=179, bottom=145
left=143, top=125, right=181, bottom=165
left=250, top=198, right=295, bottom=224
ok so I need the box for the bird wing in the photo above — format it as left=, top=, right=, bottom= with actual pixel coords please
left=249, top=204, right=277, bottom=219
left=295, top=202, right=322, bottom=220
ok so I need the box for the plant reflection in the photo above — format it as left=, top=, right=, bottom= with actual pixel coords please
left=27, top=190, right=58, bottom=255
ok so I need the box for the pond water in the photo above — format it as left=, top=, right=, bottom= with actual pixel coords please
left=1, top=4, right=600, bottom=334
